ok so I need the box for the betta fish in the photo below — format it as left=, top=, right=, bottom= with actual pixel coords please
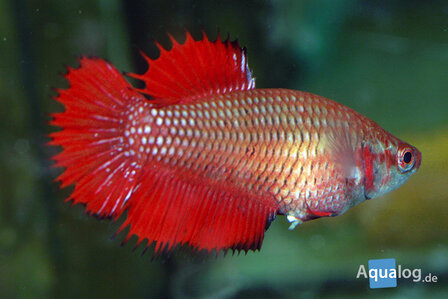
left=50, top=31, right=421, bottom=254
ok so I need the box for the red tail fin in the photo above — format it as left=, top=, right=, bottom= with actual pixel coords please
left=50, top=58, right=146, bottom=218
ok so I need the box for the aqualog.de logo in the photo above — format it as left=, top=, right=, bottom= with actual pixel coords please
left=356, top=258, right=438, bottom=289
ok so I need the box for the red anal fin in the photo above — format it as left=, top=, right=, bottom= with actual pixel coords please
left=126, top=31, right=255, bottom=104
left=50, top=58, right=146, bottom=218
left=118, top=167, right=279, bottom=254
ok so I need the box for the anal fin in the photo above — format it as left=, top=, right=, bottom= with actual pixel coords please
left=119, top=167, right=279, bottom=254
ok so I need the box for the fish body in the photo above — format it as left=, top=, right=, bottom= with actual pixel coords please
left=50, top=32, right=421, bottom=253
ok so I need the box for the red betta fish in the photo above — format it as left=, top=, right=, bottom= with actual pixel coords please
left=50, top=32, right=421, bottom=254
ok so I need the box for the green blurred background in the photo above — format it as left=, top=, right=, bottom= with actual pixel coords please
left=1, top=0, right=447, bottom=298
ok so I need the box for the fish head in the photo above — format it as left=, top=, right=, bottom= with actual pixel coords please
left=363, top=136, right=421, bottom=200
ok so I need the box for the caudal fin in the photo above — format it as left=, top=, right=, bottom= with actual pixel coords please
left=50, top=58, right=146, bottom=218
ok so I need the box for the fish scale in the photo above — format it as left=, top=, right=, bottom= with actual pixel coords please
left=50, top=31, right=421, bottom=254
left=122, top=88, right=366, bottom=221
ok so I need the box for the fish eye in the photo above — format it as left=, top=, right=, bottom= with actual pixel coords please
left=398, top=147, right=415, bottom=173
left=403, top=151, right=412, bottom=164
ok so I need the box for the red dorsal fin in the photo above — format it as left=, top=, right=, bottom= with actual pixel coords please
left=126, top=31, right=255, bottom=104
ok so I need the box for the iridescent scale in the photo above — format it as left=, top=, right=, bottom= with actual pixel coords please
left=123, top=89, right=367, bottom=220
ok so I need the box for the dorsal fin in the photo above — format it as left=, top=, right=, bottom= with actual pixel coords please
left=126, top=31, right=255, bottom=104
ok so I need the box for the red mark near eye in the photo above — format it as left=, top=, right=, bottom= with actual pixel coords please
left=363, top=145, right=375, bottom=195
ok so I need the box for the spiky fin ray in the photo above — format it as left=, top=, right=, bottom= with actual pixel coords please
left=118, top=168, right=278, bottom=254
left=50, top=58, right=145, bottom=218
left=127, top=31, right=255, bottom=104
